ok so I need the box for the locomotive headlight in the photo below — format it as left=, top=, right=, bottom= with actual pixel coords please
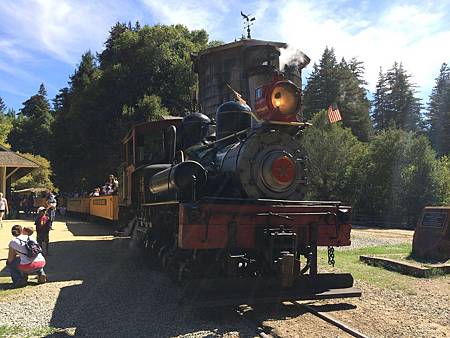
left=270, top=83, right=299, bottom=115
left=254, top=77, right=301, bottom=123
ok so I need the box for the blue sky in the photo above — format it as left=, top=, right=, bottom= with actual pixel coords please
left=0, top=0, right=449, bottom=112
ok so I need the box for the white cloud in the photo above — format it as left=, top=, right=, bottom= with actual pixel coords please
left=0, top=79, right=27, bottom=98
left=140, top=0, right=231, bottom=35
left=0, top=60, right=35, bottom=80
left=0, top=0, right=448, bottom=105
left=0, top=0, right=140, bottom=65
left=275, top=1, right=450, bottom=99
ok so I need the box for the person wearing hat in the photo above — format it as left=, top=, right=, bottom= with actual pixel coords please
left=45, top=193, right=57, bottom=229
left=35, top=207, right=51, bottom=256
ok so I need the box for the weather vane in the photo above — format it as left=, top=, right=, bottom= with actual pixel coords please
left=241, top=11, right=255, bottom=39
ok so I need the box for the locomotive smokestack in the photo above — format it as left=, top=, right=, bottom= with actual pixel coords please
left=284, top=50, right=310, bottom=116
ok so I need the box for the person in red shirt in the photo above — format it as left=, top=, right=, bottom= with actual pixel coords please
left=35, top=207, right=51, bottom=256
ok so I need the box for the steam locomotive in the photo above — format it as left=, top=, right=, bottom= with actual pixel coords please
left=119, top=39, right=360, bottom=302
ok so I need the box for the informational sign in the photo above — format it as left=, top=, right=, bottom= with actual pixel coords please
left=421, top=212, right=447, bottom=228
left=93, top=199, right=107, bottom=205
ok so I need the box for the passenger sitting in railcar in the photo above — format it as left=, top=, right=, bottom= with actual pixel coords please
left=90, top=187, right=101, bottom=197
left=102, top=184, right=113, bottom=195
left=106, top=174, right=119, bottom=194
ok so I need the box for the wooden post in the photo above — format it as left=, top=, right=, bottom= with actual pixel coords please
left=0, top=166, right=6, bottom=196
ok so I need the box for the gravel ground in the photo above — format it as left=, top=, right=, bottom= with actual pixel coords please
left=1, top=218, right=448, bottom=338
left=348, top=227, right=413, bottom=249
left=0, top=218, right=255, bottom=337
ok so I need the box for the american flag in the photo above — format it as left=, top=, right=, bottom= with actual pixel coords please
left=327, top=104, right=342, bottom=123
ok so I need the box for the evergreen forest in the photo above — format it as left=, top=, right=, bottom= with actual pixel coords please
left=1, top=22, right=450, bottom=227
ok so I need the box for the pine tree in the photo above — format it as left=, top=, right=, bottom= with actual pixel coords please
left=0, top=97, right=12, bottom=144
left=372, top=63, right=422, bottom=132
left=337, top=58, right=372, bottom=141
left=389, top=63, right=421, bottom=131
left=69, top=51, right=97, bottom=93
left=426, top=63, right=450, bottom=155
left=6, top=108, right=16, bottom=119
left=97, top=22, right=129, bottom=67
left=50, top=51, right=99, bottom=191
left=134, top=20, right=141, bottom=31
left=304, top=47, right=340, bottom=119
left=8, top=84, right=54, bottom=157
left=372, top=68, right=388, bottom=130
left=38, top=83, right=47, bottom=97
left=0, top=97, right=6, bottom=114
left=303, top=48, right=372, bottom=141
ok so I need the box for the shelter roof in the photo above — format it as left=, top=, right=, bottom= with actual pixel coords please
left=0, top=144, right=40, bottom=181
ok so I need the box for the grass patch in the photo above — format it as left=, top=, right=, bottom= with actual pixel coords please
left=318, top=243, right=423, bottom=292
left=0, top=325, right=58, bottom=337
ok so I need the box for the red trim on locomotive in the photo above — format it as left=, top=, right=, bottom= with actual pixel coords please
left=179, top=202, right=351, bottom=249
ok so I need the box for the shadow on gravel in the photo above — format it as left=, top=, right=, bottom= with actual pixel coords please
left=65, top=218, right=115, bottom=237
left=1, top=223, right=357, bottom=337
left=39, top=239, right=261, bottom=337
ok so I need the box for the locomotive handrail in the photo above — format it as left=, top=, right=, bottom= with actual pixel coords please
left=141, top=201, right=180, bottom=206
left=202, top=128, right=250, bottom=149
left=199, top=196, right=343, bottom=206
left=256, top=211, right=293, bottom=220
left=256, top=212, right=335, bottom=217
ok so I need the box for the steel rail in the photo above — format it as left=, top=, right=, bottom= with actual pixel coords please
left=236, top=306, right=278, bottom=338
left=293, top=301, right=370, bottom=338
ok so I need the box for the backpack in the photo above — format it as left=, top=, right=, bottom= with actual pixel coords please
left=18, top=237, right=42, bottom=258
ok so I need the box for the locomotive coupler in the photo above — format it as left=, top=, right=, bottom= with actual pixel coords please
left=256, top=226, right=298, bottom=287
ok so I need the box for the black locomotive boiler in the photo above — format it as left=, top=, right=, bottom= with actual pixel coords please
left=118, top=39, right=360, bottom=303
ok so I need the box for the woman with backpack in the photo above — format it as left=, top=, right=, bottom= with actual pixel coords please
left=6, top=225, right=47, bottom=288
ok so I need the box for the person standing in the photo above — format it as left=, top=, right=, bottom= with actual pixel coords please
left=35, top=207, right=51, bottom=256
left=6, top=225, right=47, bottom=288
left=0, top=192, right=8, bottom=229
left=46, top=192, right=57, bottom=229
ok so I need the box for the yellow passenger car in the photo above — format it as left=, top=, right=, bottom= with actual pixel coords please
left=67, top=197, right=90, bottom=214
left=89, top=195, right=119, bottom=221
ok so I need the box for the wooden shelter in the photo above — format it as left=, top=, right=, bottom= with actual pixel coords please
left=0, top=145, right=40, bottom=197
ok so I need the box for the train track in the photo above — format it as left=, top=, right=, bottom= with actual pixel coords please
left=293, top=301, right=369, bottom=338
left=237, top=301, right=370, bottom=338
